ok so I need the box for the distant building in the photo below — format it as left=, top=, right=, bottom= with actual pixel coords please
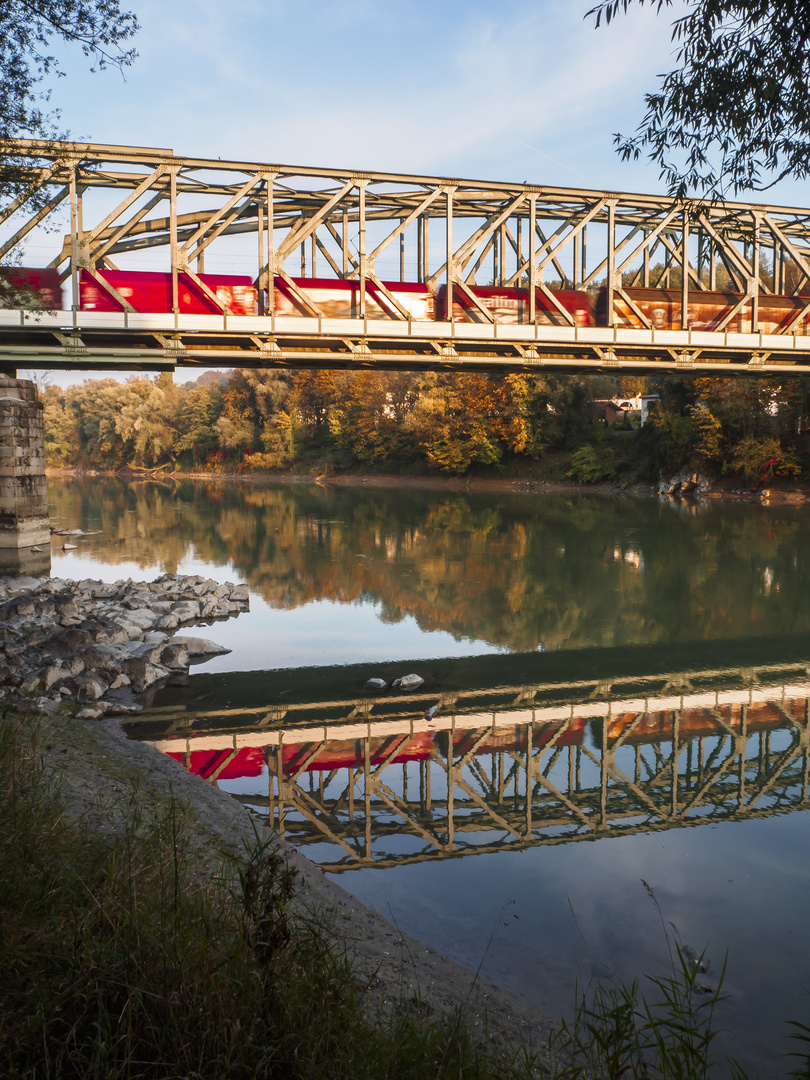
left=593, top=394, right=660, bottom=426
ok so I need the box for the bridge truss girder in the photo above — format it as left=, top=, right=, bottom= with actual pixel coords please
left=259, top=698, right=810, bottom=872
left=4, top=140, right=810, bottom=373
left=135, top=663, right=810, bottom=872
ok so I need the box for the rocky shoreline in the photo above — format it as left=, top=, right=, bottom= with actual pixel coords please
left=0, top=571, right=248, bottom=717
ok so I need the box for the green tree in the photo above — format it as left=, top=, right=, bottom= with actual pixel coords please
left=0, top=1, right=139, bottom=305
left=589, top=0, right=810, bottom=197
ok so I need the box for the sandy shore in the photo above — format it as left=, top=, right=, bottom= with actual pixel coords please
left=37, top=704, right=558, bottom=1072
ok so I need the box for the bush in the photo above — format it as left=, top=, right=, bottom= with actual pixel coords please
left=568, top=445, right=617, bottom=484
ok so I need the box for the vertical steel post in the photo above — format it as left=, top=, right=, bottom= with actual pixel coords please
left=517, top=216, right=522, bottom=286
left=358, top=181, right=366, bottom=318
left=69, top=166, right=79, bottom=321
left=267, top=174, right=275, bottom=320
left=581, top=226, right=587, bottom=288
left=170, top=169, right=178, bottom=322
left=643, top=233, right=650, bottom=287
left=573, top=219, right=580, bottom=288
left=710, top=238, right=716, bottom=290
left=257, top=203, right=265, bottom=315
left=424, top=215, right=429, bottom=284
left=681, top=208, right=689, bottom=330
left=752, top=214, right=761, bottom=331
left=400, top=220, right=405, bottom=280
left=342, top=209, right=349, bottom=277
left=417, top=215, right=423, bottom=283
left=529, top=194, right=536, bottom=324
left=446, top=188, right=453, bottom=321
left=606, top=201, right=616, bottom=327
left=311, top=232, right=317, bottom=278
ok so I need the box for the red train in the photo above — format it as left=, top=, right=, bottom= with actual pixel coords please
left=8, top=265, right=810, bottom=335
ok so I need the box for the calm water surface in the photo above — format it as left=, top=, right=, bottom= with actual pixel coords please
left=48, top=478, right=810, bottom=1077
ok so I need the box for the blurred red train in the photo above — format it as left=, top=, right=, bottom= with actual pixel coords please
left=8, top=264, right=810, bottom=335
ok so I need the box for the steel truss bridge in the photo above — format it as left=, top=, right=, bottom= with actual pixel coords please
left=5, top=140, right=810, bottom=376
left=131, top=660, right=810, bottom=872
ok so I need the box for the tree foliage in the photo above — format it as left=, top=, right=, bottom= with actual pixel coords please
left=0, top=0, right=139, bottom=142
left=42, top=367, right=810, bottom=487
left=588, top=0, right=810, bottom=197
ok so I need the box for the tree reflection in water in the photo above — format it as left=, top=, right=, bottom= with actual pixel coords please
left=49, top=478, right=810, bottom=653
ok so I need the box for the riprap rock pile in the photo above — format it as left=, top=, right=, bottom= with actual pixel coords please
left=0, top=573, right=248, bottom=718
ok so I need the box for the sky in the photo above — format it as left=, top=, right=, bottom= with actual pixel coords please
left=18, top=0, right=810, bottom=387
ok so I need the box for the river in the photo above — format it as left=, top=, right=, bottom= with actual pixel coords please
left=47, top=477, right=810, bottom=1077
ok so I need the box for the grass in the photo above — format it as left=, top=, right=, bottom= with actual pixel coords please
left=0, top=701, right=545, bottom=1080
left=549, top=883, right=810, bottom=1080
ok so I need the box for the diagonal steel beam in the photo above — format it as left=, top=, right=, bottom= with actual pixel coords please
left=276, top=180, right=355, bottom=261
left=180, top=172, right=265, bottom=258
left=0, top=186, right=69, bottom=262
left=0, top=158, right=66, bottom=227
left=84, top=164, right=169, bottom=245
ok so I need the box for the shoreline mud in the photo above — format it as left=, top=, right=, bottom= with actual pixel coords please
left=45, top=464, right=810, bottom=503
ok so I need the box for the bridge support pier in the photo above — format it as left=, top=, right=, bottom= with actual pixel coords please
left=0, top=374, right=50, bottom=576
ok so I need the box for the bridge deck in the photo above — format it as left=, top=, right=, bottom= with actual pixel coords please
left=2, top=309, right=809, bottom=374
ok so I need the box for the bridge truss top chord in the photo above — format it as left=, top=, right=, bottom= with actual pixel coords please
left=4, top=140, right=810, bottom=375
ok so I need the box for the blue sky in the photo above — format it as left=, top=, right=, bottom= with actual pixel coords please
left=52, top=0, right=678, bottom=190
left=24, top=0, right=810, bottom=386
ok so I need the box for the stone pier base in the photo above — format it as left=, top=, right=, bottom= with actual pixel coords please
left=0, top=374, right=50, bottom=573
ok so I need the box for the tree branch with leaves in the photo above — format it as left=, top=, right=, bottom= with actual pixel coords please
left=588, top=0, right=810, bottom=198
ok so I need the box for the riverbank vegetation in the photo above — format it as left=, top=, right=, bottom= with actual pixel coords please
left=41, top=368, right=810, bottom=487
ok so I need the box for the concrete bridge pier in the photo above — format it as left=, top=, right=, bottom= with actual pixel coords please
left=0, top=373, right=51, bottom=576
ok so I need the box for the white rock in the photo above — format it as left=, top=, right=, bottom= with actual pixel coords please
left=393, top=673, right=424, bottom=692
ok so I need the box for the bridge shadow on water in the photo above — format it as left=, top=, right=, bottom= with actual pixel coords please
left=126, top=635, right=810, bottom=873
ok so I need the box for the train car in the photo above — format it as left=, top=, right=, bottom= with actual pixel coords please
left=435, top=284, right=593, bottom=326
left=605, top=699, right=804, bottom=746
left=280, top=731, right=436, bottom=774
left=165, top=745, right=266, bottom=781
left=0, top=267, right=63, bottom=309
left=268, top=276, right=433, bottom=320
left=440, top=717, right=584, bottom=759
left=597, top=286, right=810, bottom=335
left=79, top=269, right=256, bottom=316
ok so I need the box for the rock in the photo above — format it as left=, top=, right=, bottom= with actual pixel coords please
left=424, top=703, right=440, bottom=721
left=76, top=674, right=109, bottom=701
left=61, top=543, right=78, bottom=551
left=43, top=663, right=66, bottom=691
left=119, top=657, right=171, bottom=692
left=75, top=707, right=105, bottom=720
left=365, top=677, right=388, bottom=692
left=0, top=571, right=244, bottom=713
left=392, top=673, right=424, bottom=692
left=171, top=636, right=232, bottom=658
left=35, top=697, right=62, bottom=714
left=159, top=643, right=190, bottom=671
left=43, top=628, right=94, bottom=659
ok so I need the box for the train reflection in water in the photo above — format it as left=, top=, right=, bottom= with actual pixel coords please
left=127, top=657, right=810, bottom=873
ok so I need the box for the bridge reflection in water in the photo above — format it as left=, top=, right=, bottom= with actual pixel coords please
left=129, top=657, right=810, bottom=872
